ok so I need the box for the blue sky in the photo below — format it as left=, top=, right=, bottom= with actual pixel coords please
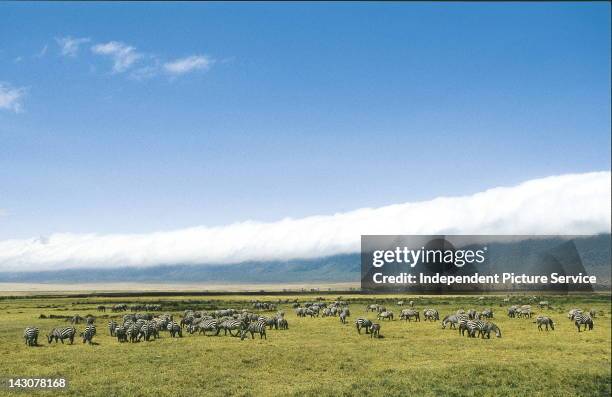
left=0, top=2, right=610, bottom=240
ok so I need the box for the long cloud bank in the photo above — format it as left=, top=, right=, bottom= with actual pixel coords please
left=0, top=171, right=610, bottom=272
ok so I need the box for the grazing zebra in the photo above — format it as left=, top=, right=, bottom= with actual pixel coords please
left=80, top=324, right=96, bottom=344
left=23, top=327, right=39, bottom=346
left=370, top=323, right=381, bottom=338
left=108, top=320, right=117, bottom=336
left=240, top=320, right=267, bottom=340
left=538, top=301, right=549, bottom=309
left=167, top=321, right=182, bottom=338
left=481, top=308, right=494, bottom=319
left=97, top=305, right=106, bottom=312
left=377, top=311, right=394, bottom=321
left=366, top=304, right=379, bottom=313
left=467, top=309, right=477, bottom=320
left=47, top=326, right=77, bottom=344
left=574, top=313, right=594, bottom=332
left=355, top=318, right=373, bottom=334
left=465, top=320, right=487, bottom=338
left=423, top=309, right=439, bottom=321
left=115, top=326, right=127, bottom=342
left=441, top=314, right=459, bottom=329
left=534, top=316, right=554, bottom=331
left=400, top=309, right=420, bottom=322
left=483, top=322, right=502, bottom=338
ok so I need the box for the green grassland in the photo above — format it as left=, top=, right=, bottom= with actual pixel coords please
left=0, top=293, right=610, bottom=397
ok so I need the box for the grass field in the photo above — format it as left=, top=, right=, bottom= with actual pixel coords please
left=0, top=293, right=610, bottom=397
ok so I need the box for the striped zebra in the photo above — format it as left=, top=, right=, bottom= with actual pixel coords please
left=467, top=309, right=477, bottom=320
left=457, top=314, right=470, bottom=336
left=355, top=318, right=373, bottom=334
left=115, top=326, right=127, bottom=342
left=483, top=322, right=502, bottom=338
left=465, top=320, right=487, bottom=338
left=194, top=319, right=220, bottom=336
left=108, top=320, right=117, bottom=336
left=126, top=323, right=139, bottom=343
left=23, top=327, right=39, bottom=346
left=377, top=311, right=394, bottom=321
left=534, top=316, right=554, bottom=331
left=47, top=326, right=77, bottom=344
left=574, top=313, right=594, bottom=332
left=424, top=308, right=439, bottom=321
left=568, top=308, right=582, bottom=320
left=240, top=320, right=267, bottom=340
left=277, top=318, right=289, bottom=330
left=339, top=311, right=348, bottom=324
left=167, top=321, right=182, bottom=338
left=219, top=319, right=244, bottom=336
left=400, top=309, right=419, bottom=322
left=441, top=314, right=458, bottom=329
left=370, top=323, right=381, bottom=338
left=481, top=308, right=494, bottom=319
left=258, top=316, right=277, bottom=330
left=80, top=324, right=96, bottom=344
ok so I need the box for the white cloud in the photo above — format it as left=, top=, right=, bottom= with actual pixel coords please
left=55, top=36, right=90, bottom=57
left=0, top=82, right=27, bottom=113
left=163, top=55, right=213, bottom=75
left=36, top=44, right=48, bottom=58
left=91, top=41, right=142, bottom=73
left=0, top=171, right=609, bottom=272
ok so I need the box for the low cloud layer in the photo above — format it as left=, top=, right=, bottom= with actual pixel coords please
left=0, top=171, right=610, bottom=272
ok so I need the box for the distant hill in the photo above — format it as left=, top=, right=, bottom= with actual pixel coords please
left=0, top=234, right=609, bottom=286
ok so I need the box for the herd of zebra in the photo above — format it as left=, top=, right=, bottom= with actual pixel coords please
left=21, top=298, right=599, bottom=347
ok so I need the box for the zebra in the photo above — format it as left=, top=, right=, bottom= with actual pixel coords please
left=457, top=314, right=470, bottom=336
left=47, top=326, right=77, bottom=344
left=441, top=314, right=459, bottom=329
left=194, top=319, right=220, bottom=336
left=220, top=319, right=244, bottom=336
left=97, top=305, right=106, bottom=312
left=568, top=308, right=583, bottom=320
left=481, top=308, right=494, bottom=319
left=355, top=318, right=373, bottom=334
left=534, top=316, right=554, bottom=331
left=377, top=311, right=394, bottom=321
left=409, top=300, right=414, bottom=307
left=366, top=304, right=379, bottom=313
left=126, top=323, right=139, bottom=343
left=483, top=322, right=502, bottom=338
left=115, top=326, right=127, bottom=342
left=423, top=308, right=439, bottom=321
left=467, top=309, right=477, bottom=320
left=240, top=320, right=267, bottom=340
left=400, top=309, right=419, bottom=322
left=23, top=327, right=39, bottom=346
left=339, top=311, right=348, bottom=324
left=258, top=316, right=277, bottom=330
left=86, top=316, right=95, bottom=324
left=538, top=301, right=549, bottom=309
left=277, top=318, right=289, bottom=330
left=167, top=321, right=182, bottom=337
left=465, top=320, right=487, bottom=338
left=108, top=320, right=117, bottom=336
left=80, top=324, right=96, bottom=344
left=574, top=313, right=594, bottom=332
left=370, top=323, right=381, bottom=338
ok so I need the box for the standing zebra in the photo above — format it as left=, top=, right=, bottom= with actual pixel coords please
left=277, top=318, right=289, bottom=330
left=220, top=319, right=244, bottom=336
left=115, top=326, right=127, bottom=342
left=355, top=318, right=373, bottom=334
left=465, top=320, right=487, bottom=338
left=377, top=311, right=394, bottom=321
left=108, top=320, right=117, bottom=336
left=457, top=314, right=470, bottom=336
left=240, top=320, right=267, bottom=340
left=23, top=327, right=39, bottom=346
left=423, top=308, right=439, bottom=321
left=80, top=324, right=96, bottom=344
left=370, top=323, right=381, bottom=338
left=339, top=311, right=348, bottom=324
left=47, top=326, right=77, bottom=344
left=167, top=321, right=182, bottom=337
left=534, top=316, right=554, bottom=331
left=400, top=309, right=420, bottom=322
left=574, top=313, right=594, bottom=332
